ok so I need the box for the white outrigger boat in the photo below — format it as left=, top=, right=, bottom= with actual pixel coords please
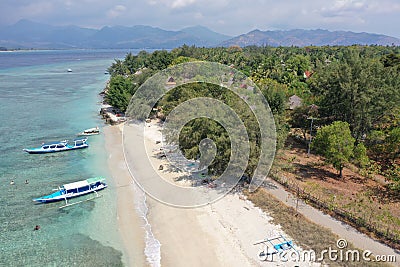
left=23, top=138, right=88, bottom=154
left=77, top=126, right=100, bottom=136
left=33, top=177, right=108, bottom=208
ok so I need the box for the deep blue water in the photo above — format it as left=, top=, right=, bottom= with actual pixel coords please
left=0, top=49, right=127, bottom=69
left=0, top=49, right=134, bottom=266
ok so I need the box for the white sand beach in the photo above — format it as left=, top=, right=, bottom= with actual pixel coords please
left=105, top=120, right=309, bottom=266
left=104, top=125, right=148, bottom=267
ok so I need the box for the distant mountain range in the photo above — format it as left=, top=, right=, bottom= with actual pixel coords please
left=221, top=29, right=400, bottom=47
left=0, top=19, right=399, bottom=49
left=0, top=20, right=231, bottom=49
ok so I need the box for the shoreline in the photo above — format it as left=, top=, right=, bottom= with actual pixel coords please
left=103, top=124, right=148, bottom=267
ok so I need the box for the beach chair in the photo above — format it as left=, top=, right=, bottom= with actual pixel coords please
left=253, top=234, right=297, bottom=261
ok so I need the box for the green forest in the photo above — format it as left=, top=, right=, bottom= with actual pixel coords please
left=106, top=45, right=400, bottom=192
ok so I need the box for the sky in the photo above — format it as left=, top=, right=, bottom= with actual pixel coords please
left=1, top=0, right=399, bottom=38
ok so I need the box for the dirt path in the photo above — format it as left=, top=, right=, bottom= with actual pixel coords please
left=263, top=178, right=400, bottom=265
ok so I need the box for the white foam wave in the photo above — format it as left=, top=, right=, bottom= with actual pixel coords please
left=133, top=183, right=161, bottom=267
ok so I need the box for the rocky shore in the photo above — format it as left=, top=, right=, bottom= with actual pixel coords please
left=99, top=105, right=127, bottom=125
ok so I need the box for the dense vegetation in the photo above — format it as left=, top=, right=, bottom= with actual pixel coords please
left=106, top=45, right=400, bottom=190
left=157, top=82, right=261, bottom=177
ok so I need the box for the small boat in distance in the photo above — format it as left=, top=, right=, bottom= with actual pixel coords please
left=23, top=138, right=88, bottom=154
left=33, top=177, right=107, bottom=207
left=67, top=68, right=72, bottom=72
left=77, top=126, right=100, bottom=136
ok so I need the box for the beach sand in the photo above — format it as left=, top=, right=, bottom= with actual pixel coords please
left=106, top=120, right=309, bottom=266
left=104, top=125, right=148, bottom=267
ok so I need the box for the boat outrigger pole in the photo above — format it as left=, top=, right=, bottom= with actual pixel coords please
left=59, top=190, right=101, bottom=209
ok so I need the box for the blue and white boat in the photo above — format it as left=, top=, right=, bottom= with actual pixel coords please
left=33, top=177, right=108, bottom=207
left=23, top=138, right=88, bottom=154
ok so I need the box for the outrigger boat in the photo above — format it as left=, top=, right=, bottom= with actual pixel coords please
left=23, top=138, right=88, bottom=154
left=33, top=177, right=107, bottom=208
left=77, top=126, right=100, bottom=136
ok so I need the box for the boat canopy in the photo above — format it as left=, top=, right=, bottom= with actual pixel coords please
left=86, top=177, right=105, bottom=184
left=84, top=127, right=99, bottom=132
left=63, top=177, right=105, bottom=190
left=63, top=180, right=89, bottom=190
left=42, top=141, right=67, bottom=146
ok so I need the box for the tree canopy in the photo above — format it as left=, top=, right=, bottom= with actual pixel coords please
left=105, top=45, right=400, bottom=185
left=312, top=121, right=355, bottom=178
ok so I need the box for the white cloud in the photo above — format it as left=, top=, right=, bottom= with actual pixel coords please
left=320, top=0, right=368, bottom=17
left=19, top=1, right=55, bottom=17
left=367, top=0, right=400, bottom=13
left=171, top=0, right=196, bottom=9
left=107, top=5, right=127, bottom=18
left=194, top=12, right=203, bottom=19
left=147, top=0, right=229, bottom=9
left=64, top=0, right=73, bottom=8
left=148, top=0, right=197, bottom=9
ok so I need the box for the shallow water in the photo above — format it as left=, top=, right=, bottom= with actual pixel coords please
left=0, top=49, right=134, bottom=266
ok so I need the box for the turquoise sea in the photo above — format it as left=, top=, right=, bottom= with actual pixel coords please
left=0, top=49, right=134, bottom=266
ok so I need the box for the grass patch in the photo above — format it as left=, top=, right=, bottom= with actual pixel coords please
left=245, top=188, right=390, bottom=266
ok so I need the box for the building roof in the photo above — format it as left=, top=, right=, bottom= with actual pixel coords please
left=303, top=70, right=313, bottom=79
left=166, top=77, right=176, bottom=85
